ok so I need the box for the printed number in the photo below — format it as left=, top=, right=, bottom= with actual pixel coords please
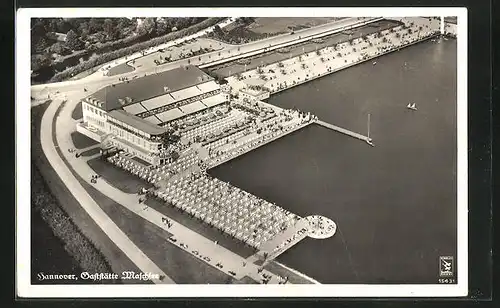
left=438, top=278, right=456, bottom=284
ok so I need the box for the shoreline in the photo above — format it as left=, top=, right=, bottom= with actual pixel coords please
left=208, top=119, right=313, bottom=169
left=269, top=33, right=440, bottom=96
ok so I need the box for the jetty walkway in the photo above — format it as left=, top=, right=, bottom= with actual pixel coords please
left=255, top=219, right=310, bottom=265
left=316, top=120, right=371, bottom=142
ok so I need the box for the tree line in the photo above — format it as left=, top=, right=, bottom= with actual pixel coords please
left=31, top=17, right=209, bottom=73
left=31, top=17, right=225, bottom=82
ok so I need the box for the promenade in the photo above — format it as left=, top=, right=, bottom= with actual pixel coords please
left=257, top=218, right=310, bottom=264
left=225, top=17, right=440, bottom=96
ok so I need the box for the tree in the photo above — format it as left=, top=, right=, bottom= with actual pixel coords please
left=103, top=19, right=119, bottom=40
left=32, top=37, right=50, bottom=53
left=213, top=25, right=224, bottom=37
left=31, top=19, right=47, bottom=38
left=65, top=29, right=84, bottom=50
left=137, top=17, right=157, bottom=37
left=49, top=42, right=69, bottom=55
left=47, top=19, right=60, bottom=32
left=156, top=20, right=171, bottom=36
left=78, top=21, right=90, bottom=39
left=31, top=53, right=52, bottom=71
left=88, top=18, right=104, bottom=34
left=56, top=18, right=72, bottom=33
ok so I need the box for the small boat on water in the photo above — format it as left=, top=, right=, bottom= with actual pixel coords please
left=372, top=61, right=377, bottom=65
left=407, top=102, right=417, bottom=111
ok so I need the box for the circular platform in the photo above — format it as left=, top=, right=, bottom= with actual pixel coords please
left=305, top=215, right=337, bottom=239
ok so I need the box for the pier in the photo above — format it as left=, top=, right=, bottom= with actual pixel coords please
left=316, top=120, right=371, bottom=142
left=256, top=219, right=310, bottom=265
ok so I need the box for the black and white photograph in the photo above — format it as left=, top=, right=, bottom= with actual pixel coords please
left=17, top=7, right=468, bottom=297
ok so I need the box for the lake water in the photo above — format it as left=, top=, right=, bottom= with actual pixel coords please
left=209, top=38, right=458, bottom=284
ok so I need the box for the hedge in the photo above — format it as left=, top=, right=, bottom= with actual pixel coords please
left=50, top=17, right=226, bottom=82
left=31, top=162, right=113, bottom=276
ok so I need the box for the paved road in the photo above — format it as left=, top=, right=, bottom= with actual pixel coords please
left=40, top=97, right=174, bottom=284
left=31, top=17, right=381, bottom=97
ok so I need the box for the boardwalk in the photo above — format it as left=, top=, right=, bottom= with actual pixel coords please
left=316, top=120, right=371, bottom=142
left=258, top=219, right=310, bottom=265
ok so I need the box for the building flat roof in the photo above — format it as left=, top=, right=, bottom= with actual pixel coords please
left=90, top=65, right=214, bottom=111
left=108, top=109, right=167, bottom=136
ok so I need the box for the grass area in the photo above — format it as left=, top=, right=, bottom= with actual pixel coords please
left=233, top=276, right=260, bottom=284
left=249, top=17, right=342, bottom=34
left=87, top=157, right=152, bottom=194
left=263, top=261, right=314, bottom=284
left=71, top=131, right=98, bottom=149
left=145, top=197, right=257, bottom=259
left=207, top=25, right=277, bottom=45
left=107, top=63, right=135, bottom=77
left=31, top=103, right=135, bottom=284
left=71, top=101, right=82, bottom=120
left=69, top=66, right=101, bottom=81
left=81, top=147, right=100, bottom=157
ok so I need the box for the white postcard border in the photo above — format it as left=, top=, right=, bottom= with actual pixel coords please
left=16, top=7, right=468, bottom=298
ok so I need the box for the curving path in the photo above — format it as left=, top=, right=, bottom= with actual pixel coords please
left=41, top=97, right=174, bottom=284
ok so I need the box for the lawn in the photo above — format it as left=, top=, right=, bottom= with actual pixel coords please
left=87, top=156, right=152, bottom=194
left=71, top=101, right=82, bottom=120
left=107, top=63, right=135, bottom=77
left=81, top=147, right=100, bottom=157
left=249, top=17, right=343, bottom=34
left=71, top=131, right=98, bottom=149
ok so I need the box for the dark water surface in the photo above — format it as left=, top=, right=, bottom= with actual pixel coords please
left=209, top=38, right=457, bottom=284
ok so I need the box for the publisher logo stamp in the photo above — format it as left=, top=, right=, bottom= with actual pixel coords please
left=439, top=256, right=454, bottom=277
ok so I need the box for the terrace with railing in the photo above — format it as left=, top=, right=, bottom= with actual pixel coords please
left=182, top=109, right=249, bottom=144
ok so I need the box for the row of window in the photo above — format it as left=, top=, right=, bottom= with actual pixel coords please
left=107, top=116, right=150, bottom=139
left=109, top=123, right=161, bottom=152
left=111, top=140, right=154, bottom=165
left=85, top=116, right=105, bottom=128
left=84, top=103, right=105, bottom=118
